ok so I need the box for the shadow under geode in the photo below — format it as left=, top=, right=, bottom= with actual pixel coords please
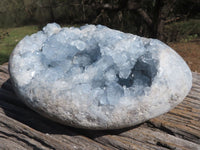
left=0, top=78, right=141, bottom=139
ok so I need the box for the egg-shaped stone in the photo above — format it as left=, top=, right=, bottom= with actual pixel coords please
left=9, top=23, right=192, bottom=130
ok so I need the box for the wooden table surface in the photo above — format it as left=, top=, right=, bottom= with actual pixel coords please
left=0, top=63, right=200, bottom=150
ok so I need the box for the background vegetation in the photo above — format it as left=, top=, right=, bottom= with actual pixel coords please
left=0, top=26, right=38, bottom=64
left=0, top=0, right=199, bottom=70
left=0, top=0, right=199, bottom=40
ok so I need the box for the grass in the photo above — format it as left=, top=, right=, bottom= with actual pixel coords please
left=0, top=25, right=38, bottom=64
left=165, top=19, right=200, bottom=42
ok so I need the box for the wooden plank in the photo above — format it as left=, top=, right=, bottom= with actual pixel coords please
left=0, top=63, right=200, bottom=150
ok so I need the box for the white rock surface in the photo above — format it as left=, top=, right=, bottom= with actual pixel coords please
left=9, top=23, right=192, bottom=130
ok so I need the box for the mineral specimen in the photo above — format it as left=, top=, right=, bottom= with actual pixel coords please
left=9, top=23, right=192, bottom=129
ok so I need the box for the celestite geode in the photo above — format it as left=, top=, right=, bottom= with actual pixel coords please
left=9, top=23, right=192, bottom=129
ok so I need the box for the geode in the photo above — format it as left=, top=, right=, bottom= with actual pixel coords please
left=9, top=23, right=192, bottom=130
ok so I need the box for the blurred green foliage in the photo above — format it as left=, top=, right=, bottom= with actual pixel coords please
left=165, top=19, right=200, bottom=42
